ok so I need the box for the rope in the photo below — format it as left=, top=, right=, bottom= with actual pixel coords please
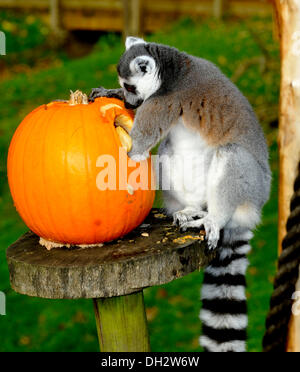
left=263, top=162, right=300, bottom=352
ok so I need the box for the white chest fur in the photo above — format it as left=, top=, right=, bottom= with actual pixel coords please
left=165, top=118, right=214, bottom=208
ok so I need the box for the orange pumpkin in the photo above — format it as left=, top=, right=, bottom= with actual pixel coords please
left=7, top=92, right=155, bottom=246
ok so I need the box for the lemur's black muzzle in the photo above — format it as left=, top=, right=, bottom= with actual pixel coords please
left=124, top=100, right=143, bottom=110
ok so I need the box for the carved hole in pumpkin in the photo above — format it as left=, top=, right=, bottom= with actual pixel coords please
left=99, top=103, right=133, bottom=152
left=113, top=113, right=133, bottom=153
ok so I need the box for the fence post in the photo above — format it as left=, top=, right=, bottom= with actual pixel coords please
left=131, top=0, right=142, bottom=36
left=50, top=0, right=62, bottom=35
left=123, top=0, right=142, bottom=39
left=213, top=0, right=224, bottom=19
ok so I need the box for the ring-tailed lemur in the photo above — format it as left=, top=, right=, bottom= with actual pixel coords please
left=89, top=37, right=271, bottom=352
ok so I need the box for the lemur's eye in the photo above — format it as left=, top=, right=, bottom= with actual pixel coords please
left=124, top=83, right=136, bottom=94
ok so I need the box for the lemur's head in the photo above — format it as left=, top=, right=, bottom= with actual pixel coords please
left=117, top=37, right=161, bottom=109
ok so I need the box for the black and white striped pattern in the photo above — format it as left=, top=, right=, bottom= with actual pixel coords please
left=200, top=233, right=251, bottom=352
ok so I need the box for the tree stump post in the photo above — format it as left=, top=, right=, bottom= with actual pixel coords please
left=7, top=210, right=213, bottom=352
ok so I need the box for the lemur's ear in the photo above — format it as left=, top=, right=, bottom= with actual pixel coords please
left=125, top=36, right=146, bottom=50
left=131, top=56, right=156, bottom=74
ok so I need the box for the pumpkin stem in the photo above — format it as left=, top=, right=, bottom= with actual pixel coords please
left=69, top=90, right=89, bottom=105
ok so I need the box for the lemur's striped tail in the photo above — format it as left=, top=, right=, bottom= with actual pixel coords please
left=200, top=228, right=252, bottom=352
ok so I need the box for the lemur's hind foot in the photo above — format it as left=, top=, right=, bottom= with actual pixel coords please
left=180, top=216, right=220, bottom=250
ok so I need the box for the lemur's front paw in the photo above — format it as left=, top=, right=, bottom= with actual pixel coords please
left=180, top=216, right=220, bottom=250
left=89, top=87, right=124, bottom=102
left=173, top=209, right=207, bottom=226
left=89, top=87, right=108, bottom=102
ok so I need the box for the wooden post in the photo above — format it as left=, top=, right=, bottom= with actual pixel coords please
left=275, top=0, right=300, bottom=253
left=50, top=0, right=62, bottom=35
left=122, top=0, right=142, bottom=39
left=274, top=0, right=300, bottom=352
left=130, top=0, right=142, bottom=36
left=213, top=0, right=224, bottom=19
left=93, top=291, right=150, bottom=352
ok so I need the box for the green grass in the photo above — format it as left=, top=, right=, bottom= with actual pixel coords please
left=0, top=16, right=279, bottom=352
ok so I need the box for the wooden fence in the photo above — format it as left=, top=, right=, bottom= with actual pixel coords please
left=0, top=0, right=273, bottom=36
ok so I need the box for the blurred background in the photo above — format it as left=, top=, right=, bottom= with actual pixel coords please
left=0, top=0, right=278, bottom=352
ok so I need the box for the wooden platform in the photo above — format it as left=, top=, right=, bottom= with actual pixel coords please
left=7, top=209, right=214, bottom=299
left=6, top=209, right=216, bottom=351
